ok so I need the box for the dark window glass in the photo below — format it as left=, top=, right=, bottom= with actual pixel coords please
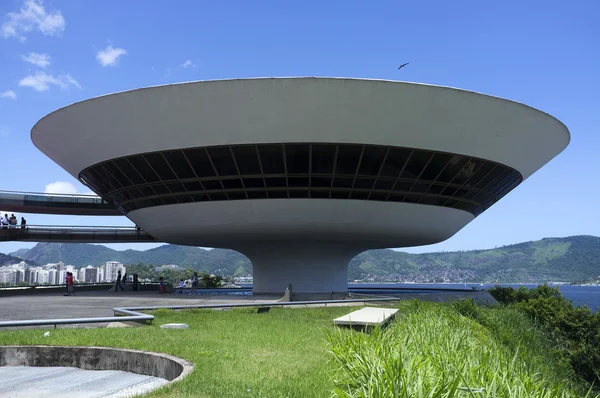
left=288, top=177, right=309, bottom=187
left=419, top=196, right=445, bottom=206
left=452, top=159, right=480, bottom=185
left=203, top=180, right=222, bottom=190
left=184, top=181, right=203, bottom=192
left=258, top=145, right=285, bottom=174
left=311, top=176, right=331, bottom=187
left=185, top=149, right=216, bottom=177
left=207, top=147, right=237, bottom=176
left=401, top=150, right=432, bottom=179
left=350, top=191, right=370, bottom=200
left=128, top=157, right=160, bottom=183
left=161, top=196, right=177, bottom=205
left=369, top=192, right=388, bottom=201
left=373, top=178, right=394, bottom=190
left=163, top=150, right=196, bottom=179
left=285, top=144, right=310, bottom=174
left=232, top=146, right=261, bottom=175
left=152, top=184, right=169, bottom=195
left=420, top=153, right=452, bottom=181
left=95, top=165, right=122, bottom=190
left=150, top=198, right=165, bottom=206
left=428, top=184, right=445, bottom=194
left=330, top=191, right=350, bottom=199
left=265, top=177, right=286, bottom=188
left=144, top=153, right=176, bottom=181
left=103, top=162, right=129, bottom=187
left=191, top=193, right=208, bottom=202
left=336, top=144, right=362, bottom=175
left=404, top=194, right=421, bottom=204
left=358, top=146, right=386, bottom=176
left=354, top=177, right=375, bottom=189
left=114, top=159, right=145, bottom=185
left=310, top=190, right=330, bottom=198
left=311, top=144, right=335, bottom=174
left=175, top=195, right=194, bottom=204
left=139, top=186, right=156, bottom=196
left=209, top=193, right=228, bottom=201
left=228, top=191, right=247, bottom=200
left=332, top=177, right=353, bottom=188
left=478, top=167, right=508, bottom=191
left=380, top=148, right=411, bottom=177
left=166, top=182, right=185, bottom=193
left=247, top=190, right=267, bottom=199
left=289, top=190, right=309, bottom=198
left=410, top=183, right=429, bottom=193
left=267, top=190, right=287, bottom=199
left=437, top=155, right=469, bottom=183
left=393, top=181, right=412, bottom=192
left=222, top=178, right=243, bottom=189
left=243, top=178, right=264, bottom=188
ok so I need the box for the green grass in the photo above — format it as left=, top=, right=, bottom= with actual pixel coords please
left=0, top=306, right=357, bottom=397
left=0, top=301, right=596, bottom=397
left=327, top=300, right=596, bottom=397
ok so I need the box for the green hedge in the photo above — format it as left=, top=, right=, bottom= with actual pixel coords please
left=489, top=284, right=600, bottom=386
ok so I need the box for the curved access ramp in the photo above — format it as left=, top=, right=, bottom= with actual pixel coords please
left=0, top=190, right=121, bottom=216
left=0, top=225, right=156, bottom=243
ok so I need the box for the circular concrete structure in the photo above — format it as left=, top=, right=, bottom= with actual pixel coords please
left=0, top=345, right=193, bottom=396
left=31, top=77, right=570, bottom=294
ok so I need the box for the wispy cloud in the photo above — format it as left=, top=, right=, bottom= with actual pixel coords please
left=181, top=60, right=196, bottom=68
left=1, top=0, right=65, bottom=41
left=45, top=181, right=96, bottom=196
left=0, top=90, right=16, bottom=100
left=96, top=45, right=127, bottom=67
left=19, top=71, right=81, bottom=92
left=21, top=52, right=50, bottom=67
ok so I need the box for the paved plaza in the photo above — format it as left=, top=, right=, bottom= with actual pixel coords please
left=0, top=290, right=279, bottom=328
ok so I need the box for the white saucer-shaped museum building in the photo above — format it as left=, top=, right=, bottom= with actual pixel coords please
left=31, top=78, right=570, bottom=294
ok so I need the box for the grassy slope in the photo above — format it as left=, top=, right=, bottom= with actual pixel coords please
left=0, top=306, right=356, bottom=398
left=0, top=302, right=595, bottom=397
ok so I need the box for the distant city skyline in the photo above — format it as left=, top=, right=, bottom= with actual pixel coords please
left=0, top=0, right=598, bottom=255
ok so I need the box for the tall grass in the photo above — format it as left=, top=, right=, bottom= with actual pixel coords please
left=327, top=300, right=596, bottom=398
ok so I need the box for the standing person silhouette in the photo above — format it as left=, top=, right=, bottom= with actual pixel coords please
left=115, top=270, right=124, bottom=292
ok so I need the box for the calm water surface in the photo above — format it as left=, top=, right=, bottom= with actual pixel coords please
left=350, top=283, right=600, bottom=311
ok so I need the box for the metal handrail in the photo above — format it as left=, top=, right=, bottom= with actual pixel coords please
left=0, top=189, right=101, bottom=199
left=4, top=224, right=139, bottom=230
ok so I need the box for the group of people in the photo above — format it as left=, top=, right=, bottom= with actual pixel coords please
left=0, top=214, right=26, bottom=228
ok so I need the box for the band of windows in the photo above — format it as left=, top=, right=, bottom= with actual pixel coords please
left=78, top=143, right=522, bottom=216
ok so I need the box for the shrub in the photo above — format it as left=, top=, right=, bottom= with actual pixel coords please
left=489, top=284, right=600, bottom=386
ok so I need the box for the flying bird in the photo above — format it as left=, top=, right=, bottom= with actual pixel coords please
left=398, top=63, right=409, bottom=70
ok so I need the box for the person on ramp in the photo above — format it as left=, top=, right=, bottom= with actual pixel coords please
left=115, top=270, right=124, bottom=292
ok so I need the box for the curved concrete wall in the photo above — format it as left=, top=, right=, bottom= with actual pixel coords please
left=128, top=198, right=473, bottom=248
left=0, top=345, right=193, bottom=382
left=32, top=78, right=569, bottom=180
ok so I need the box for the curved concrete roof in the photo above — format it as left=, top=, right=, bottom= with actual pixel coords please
left=31, top=77, right=569, bottom=180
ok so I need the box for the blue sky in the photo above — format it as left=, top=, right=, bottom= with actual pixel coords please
left=0, top=0, right=598, bottom=255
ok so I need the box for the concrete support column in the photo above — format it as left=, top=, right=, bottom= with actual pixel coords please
left=239, top=243, right=360, bottom=295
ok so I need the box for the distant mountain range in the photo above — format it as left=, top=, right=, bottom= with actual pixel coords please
left=6, top=235, right=600, bottom=283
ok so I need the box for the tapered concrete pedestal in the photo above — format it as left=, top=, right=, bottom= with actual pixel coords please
left=240, top=243, right=361, bottom=296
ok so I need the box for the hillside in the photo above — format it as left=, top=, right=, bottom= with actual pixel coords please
left=9, top=235, right=600, bottom=283
left=0, top=252, right=36, bottom=267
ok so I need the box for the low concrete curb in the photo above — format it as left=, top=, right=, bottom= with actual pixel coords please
left=0, top=345, right=194, bottom=383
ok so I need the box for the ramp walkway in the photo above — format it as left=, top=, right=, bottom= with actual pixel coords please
left=0, top=190, right=120, bottom=216
left=0, top=225, right=156, bottom=243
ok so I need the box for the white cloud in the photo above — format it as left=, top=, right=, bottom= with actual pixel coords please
left=19, top=71, right=81, bottom=92
left=21, top=52, right=50, bottom=67
left=181, top=60, right=195, bottom=68
left=96, top=45, right=127, bottom=67
left=44, top=181, right=96, bottom=196
left=0, top=90, right=16, bottom=100
left=1, top=0, right=65, bottom=41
